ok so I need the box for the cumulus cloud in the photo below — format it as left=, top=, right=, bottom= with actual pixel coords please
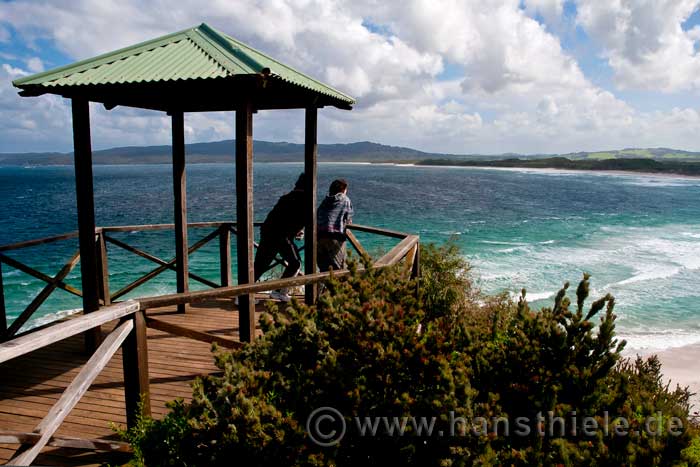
left=1, top=0, right=700, bottom=154
left=25, top=56, right=43, bottom=72
left=523, top=0, right=566, bottom=26
left=576, top=0, right=700, bottom=91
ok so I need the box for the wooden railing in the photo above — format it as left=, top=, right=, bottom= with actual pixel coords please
left=0, top=301, right=145, bottom=465
left=0, top=223, right=418, bottom=465
left=0, top=222, right=417, bottom=340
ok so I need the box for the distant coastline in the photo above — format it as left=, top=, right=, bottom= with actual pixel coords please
left=4, top=139, right=700, bottom=177
left=414, top=157, right=700, bottom=177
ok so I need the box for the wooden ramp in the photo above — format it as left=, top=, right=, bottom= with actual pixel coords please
left=0, top=298, right=265, bottom=466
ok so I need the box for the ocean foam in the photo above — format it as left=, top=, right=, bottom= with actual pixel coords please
left=620, top=329, right=700, bottom=354
left=522, top=291, right=555, bottom=301
left=19, top=307, right=82, bottom=333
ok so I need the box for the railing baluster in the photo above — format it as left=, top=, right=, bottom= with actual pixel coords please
left=411, top=244, right=420, bottom=280
left=96, top=232, right=110, bottom=306
left=5, top=250, right=81, bottom=338
left=122, top=310, right=150, bottom=429
left=219, top=224, right=232, bottom=287
left=0, top=253, right=82, bottom=298
left=0, top=259, right=6, bottom=335
left=107, top=230, right=221, bottom=301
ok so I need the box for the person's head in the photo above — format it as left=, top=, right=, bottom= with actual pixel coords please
left=294, top=173, right=306, bottom=190
left=329, top=179, right=348, bottom=196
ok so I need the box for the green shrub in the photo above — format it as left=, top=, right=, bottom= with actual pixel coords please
left=120, top=243, right=699, bottom=466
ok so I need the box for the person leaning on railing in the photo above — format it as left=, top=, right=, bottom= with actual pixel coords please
left=253, top=173, right=306, bottom=302
left=317, top=178, right=353, bottom=272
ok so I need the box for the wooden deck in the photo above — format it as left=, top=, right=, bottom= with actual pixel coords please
left=0, top=298, right=267, bottom=466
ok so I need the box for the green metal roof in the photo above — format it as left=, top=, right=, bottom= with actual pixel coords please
left=13, top=23, right=354, bottom=107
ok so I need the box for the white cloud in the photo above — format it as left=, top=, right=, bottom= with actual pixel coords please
left=523, top=0, right=565, bottom=25
left=576, top=0, right=700, bottom=91
left=1, top=0, right=700, bottom=155
left=25, top=56, right=43, bottom=72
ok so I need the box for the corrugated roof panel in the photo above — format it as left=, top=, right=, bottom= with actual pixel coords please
left=13, top=23, right=355, bottom=106
left=43, top=39, right=228, bottom=87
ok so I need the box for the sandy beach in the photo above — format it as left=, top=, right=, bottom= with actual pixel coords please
left=635, top=343, right=700, bottom=413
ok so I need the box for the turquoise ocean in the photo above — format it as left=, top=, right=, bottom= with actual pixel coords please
left=1, top=162, right=699, bottom=353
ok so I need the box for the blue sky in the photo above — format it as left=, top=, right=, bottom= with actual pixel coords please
left=2, top=0, right=700, bottom=154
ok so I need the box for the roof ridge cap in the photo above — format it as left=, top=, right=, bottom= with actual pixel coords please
left=190, top=23, right=264, bottom=74
left=204, top=24, right=353, bottom=102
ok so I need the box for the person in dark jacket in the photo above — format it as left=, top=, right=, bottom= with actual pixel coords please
left=317, top=179, right=353, bottom=272
left=254, top=173, right=306, bottom=302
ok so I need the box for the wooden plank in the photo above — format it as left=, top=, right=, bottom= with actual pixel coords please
left=0, top=431, right=131, bottom=453
left=0, top=301, right=138, bottom=364
left=219, top=225, right=232, bottom=287
left=72, top=97, right=102, bottom=353
left=0, top=253, right=82, bottom=298
left=146, top=317, right=242, bottom=349
left=122, top=311, right=150, bottom=429
left=171, top=111, right=189, bottom=314
left=0, top=260, right=6, bottom=334
left=304, top=106, right=318, bottom=305
left=0, top=231, right=79, bottom=253
left=374, top=235, right=420, bottom=267
left=101, top=220, right=249, bottom=233
left=103, top=235, right=218, bottom=289
left=8, top=320, right=133, bottom=466
left=96, top=232, right=110, bottom=306
left=5, top=251, right=81, bottom=338
left=345, top=230, right=369, bottom=260
left=235, top=100, right=255, bottom=342
left=347, top=224, right=409, bottom=239
left=138, top=270, right=352, bottom=309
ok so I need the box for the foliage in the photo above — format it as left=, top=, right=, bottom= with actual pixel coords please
left=120, top=242, right=699, bottom=466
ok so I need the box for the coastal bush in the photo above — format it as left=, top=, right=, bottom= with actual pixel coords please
left=121, top=243, right=699, bottom=466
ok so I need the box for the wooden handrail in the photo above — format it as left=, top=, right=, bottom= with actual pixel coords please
left=0, top=231, right=80, bottom=252
left=0, top=300, right=138, bottom=364
left=375, top=235, right=420, bottom=267
left=8, top=319, right=134, bottom=466
left=347, top=224, right=409, bottom=239
left=0, top=222, right=414, bottom=346
left=0, top=222, right=406, bottom=251
left=138, top=235, right=419, bottom=309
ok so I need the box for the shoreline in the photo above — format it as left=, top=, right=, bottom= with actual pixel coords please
left=405, top=162, right=700, bottom=180
left=628, top=343, right=700, bottom=412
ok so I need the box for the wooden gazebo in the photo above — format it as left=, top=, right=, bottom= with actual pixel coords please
left=0, top=23, right=420, bottom=466
left=12, top=23, right=355, bottom=345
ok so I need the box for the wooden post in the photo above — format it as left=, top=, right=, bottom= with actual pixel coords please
left=172, top=111, right=189, bottom=313
left=411, top=243, right=420, bottom=279
left=72, top=98, right=102, bottom=352
left=96, top=231, right=110, bottom=306
left=122, top=310, right=150, bottom=429
left=235, top=101, right=255, bottom=342
left=411, top=242, right=420, bottom=296
left=219, top=225, right=232, bottom=287
left=304, top=107, right=318, bottom=305
left=0, top=260, right=6, bottom=334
